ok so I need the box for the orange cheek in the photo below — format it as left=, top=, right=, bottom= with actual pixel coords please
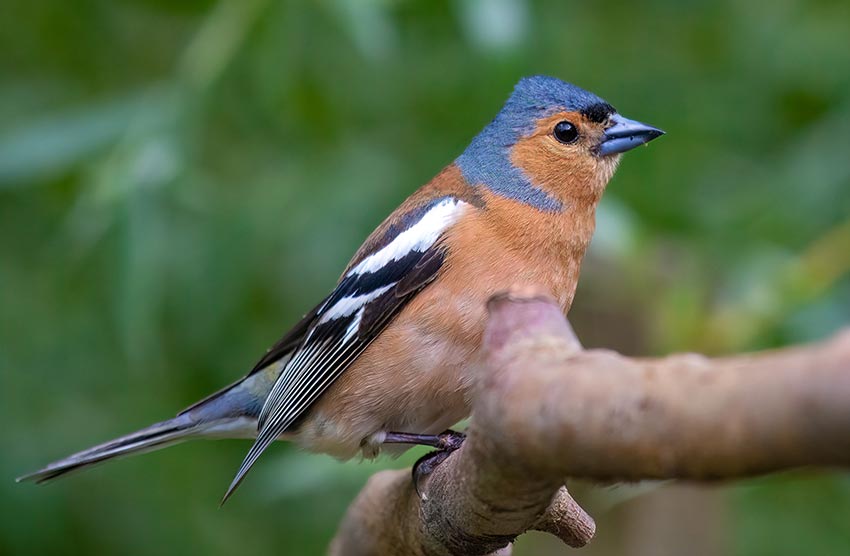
left=510, top=136, right=599, bottom=201
left=508, top=110, right=617, bottom=202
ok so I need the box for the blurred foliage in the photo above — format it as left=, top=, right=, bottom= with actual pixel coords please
left=2, top=0, right=849, bottom=555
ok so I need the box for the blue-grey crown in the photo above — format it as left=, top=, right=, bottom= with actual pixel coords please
left=507, top=76, right=614, bottom=123
left=456, top=76, right=615, bottom=211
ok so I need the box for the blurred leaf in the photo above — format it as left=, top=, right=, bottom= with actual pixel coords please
left=456, top=0, right=529, bottom=52
left=327, top=0, right=398, bottom=61
left=179, top=0, right=271, bottom=90
left=0, top=89, right=169, bottom=187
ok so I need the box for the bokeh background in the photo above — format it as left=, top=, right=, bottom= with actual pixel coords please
left=2, top=1, right=850, bottom=554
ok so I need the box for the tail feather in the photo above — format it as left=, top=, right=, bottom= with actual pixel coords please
left=17, top=416, right=198, bottom=484
left=16, top=370, right=274, bottom=485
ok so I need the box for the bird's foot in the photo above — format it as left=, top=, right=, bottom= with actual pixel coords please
left=383, top=429, right=465, bottom=499
left=434, top=429, right=466, bottom=452
left=383, top=429, right=466, bottom=498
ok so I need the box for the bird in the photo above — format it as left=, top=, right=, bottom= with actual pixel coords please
left=18, top=75, right=663, bottom=502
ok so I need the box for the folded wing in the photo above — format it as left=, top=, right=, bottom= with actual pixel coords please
left=222, top=196, right=469, bottom=502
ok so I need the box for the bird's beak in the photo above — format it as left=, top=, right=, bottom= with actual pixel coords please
left=597, top=114, right=664, bottom=156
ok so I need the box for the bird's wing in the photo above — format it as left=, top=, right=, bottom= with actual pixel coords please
left=222, top=196, right=469, bottom=501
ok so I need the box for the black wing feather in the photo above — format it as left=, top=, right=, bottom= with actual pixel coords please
left=221, top=239, right=451, bottom=503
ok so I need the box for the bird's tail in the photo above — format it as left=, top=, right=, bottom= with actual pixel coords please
left=16, top=371, right=274, bottom=484
left=16, top=415, right=203, bottom=483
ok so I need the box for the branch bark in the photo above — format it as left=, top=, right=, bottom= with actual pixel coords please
left=330, top=286, right=850, bottom=556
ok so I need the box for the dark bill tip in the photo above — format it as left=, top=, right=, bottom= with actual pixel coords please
left=598, top=114, right=664, bottom=156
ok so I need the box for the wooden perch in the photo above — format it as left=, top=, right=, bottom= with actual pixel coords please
left=330, top=286, right=850, bottom=556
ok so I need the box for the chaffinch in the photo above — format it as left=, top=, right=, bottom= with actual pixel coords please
left=19, top=75, right=663, bottom=502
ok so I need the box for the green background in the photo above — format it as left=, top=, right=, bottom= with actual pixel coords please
left=2, top=1, right=849, bottom=554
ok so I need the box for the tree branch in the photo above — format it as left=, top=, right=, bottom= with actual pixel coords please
left=330, top=286, right=850, bottom=555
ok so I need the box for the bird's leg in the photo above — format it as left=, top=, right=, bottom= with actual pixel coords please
left=383, top=430, right=465, bottom=450
left=384, top=429, right=466, bottom=499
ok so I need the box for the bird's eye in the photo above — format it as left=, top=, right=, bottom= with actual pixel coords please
left=553, top=121, right=579, bottom=144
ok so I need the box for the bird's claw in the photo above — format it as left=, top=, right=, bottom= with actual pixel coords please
left=435, top=429, right=466, bottom=451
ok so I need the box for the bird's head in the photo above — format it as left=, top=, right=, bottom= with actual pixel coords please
left=456, top=75, right=663, bottom=211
